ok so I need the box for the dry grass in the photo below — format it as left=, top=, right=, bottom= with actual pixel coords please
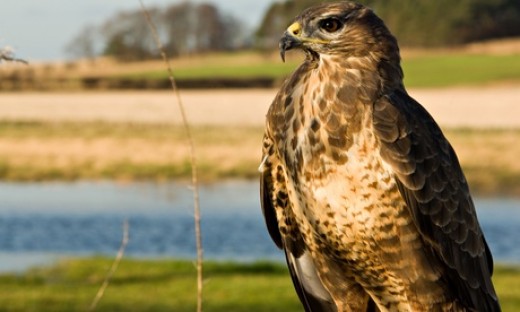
left=0, top=122, right=518, bottom=196
left=0, top=84, right=518, bottom=194
left=0, top=123, right=261, bottom=181
left=448, top=129, right=520, bottom=173
left=445, top=129, right=520, bottom=196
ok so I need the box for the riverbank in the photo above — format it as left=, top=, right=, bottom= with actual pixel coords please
left=1, top=181, right=516, bottom=269
left=0, top=257, right=517, bottom=311
left=0, top=122, right=518, bottom=196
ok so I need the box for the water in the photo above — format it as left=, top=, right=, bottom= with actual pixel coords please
left=0, top=181, right=518, bottom=272
left=0, top=181, right=280, bottom=272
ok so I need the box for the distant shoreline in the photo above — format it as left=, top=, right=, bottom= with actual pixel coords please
left=0, top=122, right=517, bottom=197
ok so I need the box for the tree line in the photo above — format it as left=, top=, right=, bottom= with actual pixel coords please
left=256, top=0, right=520, bottom=48
left=67, top=0, right=520, bottom=61
left=66, top=2, right=245, bottom=61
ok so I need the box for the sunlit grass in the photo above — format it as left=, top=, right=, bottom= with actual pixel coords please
left=117, top=51, right=301, bottom=80
left=0, top=258, right=516, bottom=311
left=0, top=258, right=301, bottom=312
left=0, top=122, right=519, bottom=195
left=126, top=61, right=300, bottom=80
left=402, top=54, right=520, bottom=87
left=493, top=266, right=520, bottom=312
left=116, top=52, right=520, bottom=88
left=0, top=121, right=262, bottom=182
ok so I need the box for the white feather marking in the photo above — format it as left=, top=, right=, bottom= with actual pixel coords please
left=258, top=155, right=268, bottom=172
left=291, top=251, right=331, bottom=300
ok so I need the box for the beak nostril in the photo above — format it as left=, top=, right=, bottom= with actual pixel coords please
left=288, top=22, right=302, bottom=37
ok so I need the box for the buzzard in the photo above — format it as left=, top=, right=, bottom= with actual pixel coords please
left=259, top=1, right=501, bottom=311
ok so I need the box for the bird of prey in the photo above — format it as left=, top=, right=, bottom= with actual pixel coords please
left=259, top=2, right=500, bottom=311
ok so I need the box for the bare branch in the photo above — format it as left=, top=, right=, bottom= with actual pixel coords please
left=0, top=47, right=28, bottom=64
left=88, top=219, right=130, bottom=311
left=139, top=1, right=204, bottom=312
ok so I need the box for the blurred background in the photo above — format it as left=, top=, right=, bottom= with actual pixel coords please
left=1, top=0, right=520, bottom=311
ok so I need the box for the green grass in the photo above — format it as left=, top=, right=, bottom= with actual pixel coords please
left=125, top=61, right=300, bottom=80
left=117, top=53, right=520, bottom=88
left=0, top=258, right=517, bottom=311
left=0, top=258, right=301, bottom=312
left=494, top=266, right=520, bottom=312
left=402, top=54, right=520, bottom=87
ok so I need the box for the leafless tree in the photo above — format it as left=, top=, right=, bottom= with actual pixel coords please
left=65, top=2, right=248, bottom=61
left=64, top=25, right=98, bottom=60
left=101, top=9, right=162, bottom=61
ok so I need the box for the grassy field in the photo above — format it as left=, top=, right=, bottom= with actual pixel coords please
left=0, top=121, right=519, bottom=196
left=112, top=51, right=520, bottom=88
left=0, top=122, right=261, bottom=181
left=0, top=258, right=517, bottom=311
left=401, top=54, right=520, bottom=87
left=3, top=46, right=520, bottom=89
left=0, top=258, right=301, bottom=312
left=122, top=55, right=300, bottom=80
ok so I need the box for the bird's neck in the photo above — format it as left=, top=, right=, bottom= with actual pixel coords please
left=313, top=55, right=381, bottom=103
left=315, top=53, right=404, bottom=99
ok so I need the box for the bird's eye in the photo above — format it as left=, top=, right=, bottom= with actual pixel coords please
left=319, top=18, right=342, bottom=33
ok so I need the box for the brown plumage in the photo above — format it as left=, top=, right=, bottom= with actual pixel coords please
left=259, top=2, right=500, bottom=311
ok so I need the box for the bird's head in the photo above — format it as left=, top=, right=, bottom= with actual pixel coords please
left=279, top=1, right=399, bottom=63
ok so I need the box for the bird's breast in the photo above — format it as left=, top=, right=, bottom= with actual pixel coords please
left=272, top=79, right=435, bottom=305
left=273, top=67, right=414, bottom=260
left=283, top=104, right=407, bottom=251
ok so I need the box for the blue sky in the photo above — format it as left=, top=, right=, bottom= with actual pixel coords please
left=0, top=0, right=277, bottom=61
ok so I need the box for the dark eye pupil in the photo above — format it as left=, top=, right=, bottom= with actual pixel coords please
left=321, top=18, right=341, bottom=32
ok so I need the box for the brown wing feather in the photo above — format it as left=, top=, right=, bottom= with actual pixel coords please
left=372, top=89, right=500, bottom=311
left=260, top=157, right=283, bottom=248
left=260, top=133, right=337, bottom=312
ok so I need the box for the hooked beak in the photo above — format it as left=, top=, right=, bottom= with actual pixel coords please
left=279, top=22, right=303, bottom=62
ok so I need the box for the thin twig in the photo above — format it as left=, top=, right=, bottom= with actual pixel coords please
left=138, top=2, right=204, bottom=312
left=88, top=219, right=130, bottom=312
left=0, top=49, right=28, bottom=64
